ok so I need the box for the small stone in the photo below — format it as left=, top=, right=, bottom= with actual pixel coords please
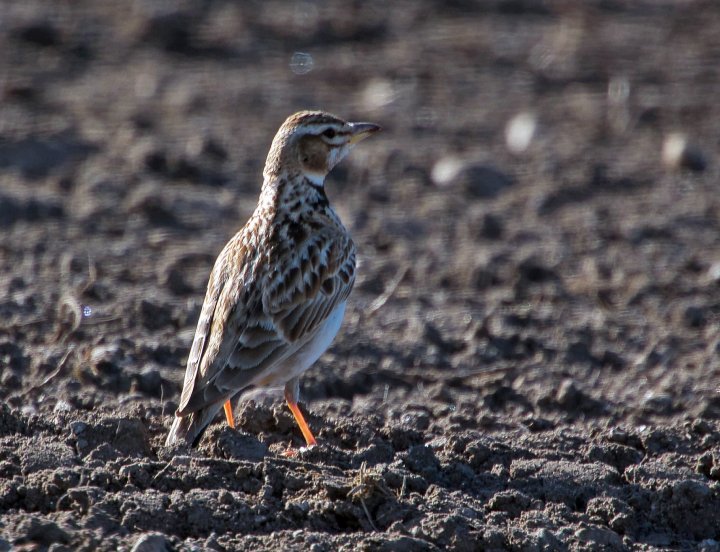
left=130, top=533, right=170, bottom=552
left=487, top=489, right=532, bottom=516
left=574, top=525, right=623, bottom=548
left=70, top=421, right=87, bottom=435
left=640, top=391, right=675, bottom=415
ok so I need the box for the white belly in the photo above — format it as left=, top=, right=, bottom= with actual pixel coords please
left=278, top=301, right=346, bottom=383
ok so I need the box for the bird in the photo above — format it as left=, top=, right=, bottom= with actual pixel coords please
left=166, top=110, right=380, bottom=447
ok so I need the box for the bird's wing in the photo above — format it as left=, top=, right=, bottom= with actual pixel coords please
left=264, top=228, right=356, bottom=343
left=176, top=225, right=355, bottom=415
left=176, top=231, right=256, bottom=415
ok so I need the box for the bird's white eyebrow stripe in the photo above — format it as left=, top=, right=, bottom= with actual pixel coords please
left=295, top=123, right=349, bottom=137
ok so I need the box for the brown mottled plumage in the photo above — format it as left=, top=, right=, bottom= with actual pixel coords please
left=166, top=111, right=380, bottom=447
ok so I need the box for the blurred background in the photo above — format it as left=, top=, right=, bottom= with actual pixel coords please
left=1, top=0, right=719, bottom=421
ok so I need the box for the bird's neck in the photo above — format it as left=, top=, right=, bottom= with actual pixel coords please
left=259, top=172, right=331, bottom=215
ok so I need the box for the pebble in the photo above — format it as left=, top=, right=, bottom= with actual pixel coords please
left=70, top=421, right=87, bottom=435
left=130, top=533, right=170, bottom=552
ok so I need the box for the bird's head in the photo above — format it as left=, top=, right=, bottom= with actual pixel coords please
left=264, top=111, right=381, bottom=186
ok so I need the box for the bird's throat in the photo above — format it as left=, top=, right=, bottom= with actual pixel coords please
left=304, top=171, right=325, bottom=188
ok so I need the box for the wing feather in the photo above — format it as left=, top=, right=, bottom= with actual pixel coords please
left=176, top=219, right=355, bottom=416
left=266, top=231, right=355, bottom=345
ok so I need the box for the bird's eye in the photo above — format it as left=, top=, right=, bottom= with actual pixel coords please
left=322, top=128, right=336, bottom=139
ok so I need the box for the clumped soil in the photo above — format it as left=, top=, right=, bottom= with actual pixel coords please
left=2, top=1, right=720, bottom=550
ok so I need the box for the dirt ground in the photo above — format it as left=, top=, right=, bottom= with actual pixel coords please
left=2, top=0, right=720, bottom=550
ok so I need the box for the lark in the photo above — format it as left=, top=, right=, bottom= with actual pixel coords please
left=166, top=111, right=380, bottom=447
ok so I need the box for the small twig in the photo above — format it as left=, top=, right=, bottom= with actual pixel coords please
left=360, top=498, right=379, bottom=532
left=42, top=348, right=72, bottom=385
left=347, top=461, right=392, bottom=532
left=6, top=317, right=45, bottom=329
left=53, top=294, right=83, bottom=344
left=53, top=251, right=103, bottom=341
left=160, top=383, right=166, bottom=418
left=79, top=315, right=122, bottom=325
left=152, top=455, right=191, bottom=482
left=152, top=462, right=173, bottom=482
left=78, top=253, right=98, bottom=296
left=22, top=347, right=73, bottom=396
left=366, top=263, right=409, bottom=317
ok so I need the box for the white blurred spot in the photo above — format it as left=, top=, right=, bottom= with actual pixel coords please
left=290, top=52, right=314, bottom=75
left=505, top=112, right=537, bottom=153
left=431, top=156, right=464, bottom=187
left=708, top=262, right=720, bottom=282
left=83, top=305, right=92, bottom=317
left=362, top=79, right=396, bottom=110
left=662, top=132, right=687, bottom=169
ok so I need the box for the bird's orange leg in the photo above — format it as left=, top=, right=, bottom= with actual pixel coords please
left=223, top=400, right=235, bottom=429
left=284, top=390, right=317, bottom=447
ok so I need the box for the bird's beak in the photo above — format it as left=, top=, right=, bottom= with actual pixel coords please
left=349, top=122, right=381, bottom=144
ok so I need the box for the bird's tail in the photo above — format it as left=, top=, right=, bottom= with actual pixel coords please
left=165, top=402, right=223, bottom=447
